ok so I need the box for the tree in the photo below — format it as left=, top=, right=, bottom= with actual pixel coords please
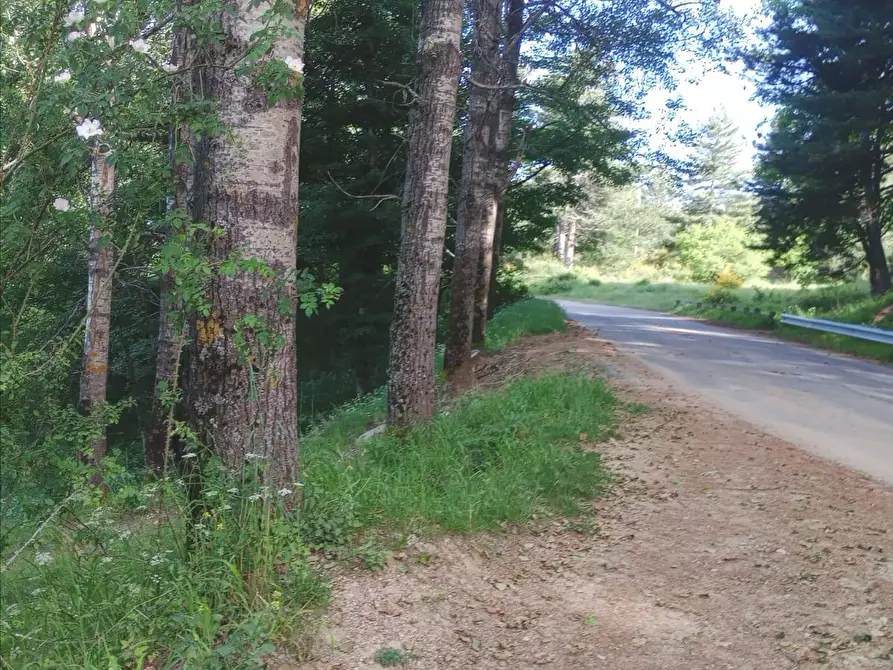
left=185, top=1, right=308, bottom=487
left=79, top=146, right=116, bottom=485
left=750, top=0, right=893, bottom=295
left=445, top=0, right=501, bottom=383
left=387, top=0, right=463, bottom=425
left=685, top=109, right=749, bottom=219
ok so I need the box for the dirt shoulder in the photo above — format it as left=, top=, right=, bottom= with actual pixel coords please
left=295, top=325, right=893, bottom=669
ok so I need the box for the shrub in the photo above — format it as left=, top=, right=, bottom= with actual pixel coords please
left=703, top=286, right=739, bottom=307
left=539, top=277, right=575, bottom=295
left=715, top=265, right=744, bottom=289
left=674, top=216, right=768, bottom=282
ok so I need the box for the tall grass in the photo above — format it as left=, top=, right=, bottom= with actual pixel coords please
left=1, top=297, right=607, bottom=668
left=484, top=298, right=567, bottom=350
left=301, top=374, right=614, bottom=537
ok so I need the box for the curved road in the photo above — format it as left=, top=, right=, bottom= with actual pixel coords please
left=559, top=300, right=893, bottom=484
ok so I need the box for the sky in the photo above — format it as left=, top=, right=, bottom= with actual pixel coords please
left=639, top=0, right=774, bottom=171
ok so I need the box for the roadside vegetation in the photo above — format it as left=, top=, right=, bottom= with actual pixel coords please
left=1, top=301, right=615, bottom=668
left=525, top=256, right=893, bottom=362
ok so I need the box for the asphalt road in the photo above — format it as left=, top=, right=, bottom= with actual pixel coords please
left=558, top=300, right=893, bottom=485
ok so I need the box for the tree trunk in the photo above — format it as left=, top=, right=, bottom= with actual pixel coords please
left=186, top=2, right=307, bottom=490
left=79, top=147, right=116, bottom=485
left=486, top=199, right=506, bottom=320
left=862, top=209, right=891, bottom=296
left=564, top=216, right=576, bottom=267
left=555, top=221, right=567, bottom=260
left=473, top=0, right=523, bottom=344
left=147, top=29, right=189, bottom=475
left=444, top=0, right=500, bottom=381
left=860, top=132, right=891, bottom=296
left=387, top=0, right=463, bottom=426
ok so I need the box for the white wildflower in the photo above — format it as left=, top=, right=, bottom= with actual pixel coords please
left=277, top=487, right=293, bottom=497
left=248, top=493, right=263, bottom=502
left=220, top=503, right=232, bottom=511
left=181, top=451, right=197, bottom=459
left=244, top=452, right=265, bottom=461
left=53, top=197, right=70, bottom=211
left=161, top=62, right=178, bottom=73
left=75, top=118, right=103, bottom=139
left=67, top=31, right=86, bottom=41
left=283, top=56, right=304, bottom=74
left=130, top=38, right=149, bottom=54
left=227, top=487, right=239, bottom=494
left=105, top=35, right=115, bottom=48
left=64, top=10, right=85, bottom=26
left=118, top=530, right=132, bottom=540
left=53, top=70, right=72, bottom=84
left=203, top=489, right=218, bottom=497
left=100, top=556, right=113, bottom=564
left=149, top=553, right=165, bottom=566
left=35, top=551, right=53, bottom=565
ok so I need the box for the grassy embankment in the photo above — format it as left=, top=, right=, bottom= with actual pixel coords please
left=1, top=298, right=615, bottom=668
left=525, top=256, right=893, bottom=363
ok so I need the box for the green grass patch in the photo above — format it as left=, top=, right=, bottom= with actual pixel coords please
left=301, top=373, right=614, bottom=539
left=1, top=305, right=600, bottom=668
left=483, top=297, right=568, bottom=351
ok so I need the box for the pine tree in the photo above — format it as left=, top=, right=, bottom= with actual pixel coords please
left=686, top=109, right=750, bottom=219
left=751, top=0, right=893, bottom=295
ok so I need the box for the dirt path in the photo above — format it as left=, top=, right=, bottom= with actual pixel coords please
left=293, top=326, right=893, bottom=669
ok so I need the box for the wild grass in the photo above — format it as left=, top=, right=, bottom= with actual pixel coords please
left=483, top=297, right=567, bottom=350
left=301, top=373, right=614, bottom=540
left=1, top=297, right=608, bottom=668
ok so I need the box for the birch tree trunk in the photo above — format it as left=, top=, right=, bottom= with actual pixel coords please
left=387, top=0, right=463, bottom=425
left=555, top=221, right=567, bottom=260
left=444, top=0, right=500, bottom=383
left=564, top=216, right=576, bottom=267
left=79, top=147, right=116, bottom=485
left=187, top=1, right=307, bottom=489
left=473, top=0, right=523, bottom=343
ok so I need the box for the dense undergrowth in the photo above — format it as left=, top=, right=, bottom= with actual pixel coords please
left=0, top=299, right=613, bottom=668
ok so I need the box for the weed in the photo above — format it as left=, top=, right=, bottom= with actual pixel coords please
left=375, top=647, right=414, bottom=666
left=588, top=278, right=602, bottom=286
left=302, top=373, right=614, bottom=533
left=355, top=540, right=389, bottom=571
left=624, top=402, right=649, bottom=415
left=484, top=298, right=567, bottom=350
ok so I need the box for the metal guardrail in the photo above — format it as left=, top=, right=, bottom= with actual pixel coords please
left=780, top=313, right=893, bottom=345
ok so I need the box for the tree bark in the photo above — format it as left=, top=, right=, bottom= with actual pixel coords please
left=387, top=0, right=463, bottom=426
left=861, top=204, right=891, bottom=296
left=486, top=199, right=506, bottom=320
left=555, top=221, right=567, bottom=260
left=186, top=1, right=307, bottom=489
left=473, top=0, right=523, bottom=344
left=147, top=28, right=189, bottom=475
left=79, top=147, right=116, bottom=485
left=444, top=0, right=500, bottom=382
left=860, top=131, right=891, bottom=296
left=564, top=216, right=576, bottom=267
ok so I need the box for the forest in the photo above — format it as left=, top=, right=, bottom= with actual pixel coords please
left=0, top=0, right=891, bottom=666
